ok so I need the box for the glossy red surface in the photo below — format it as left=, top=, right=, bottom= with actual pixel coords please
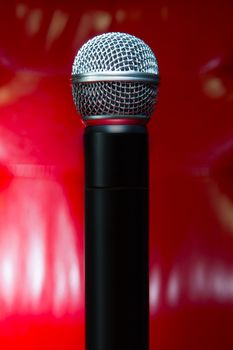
left=0, top=0, right=232, bottom=349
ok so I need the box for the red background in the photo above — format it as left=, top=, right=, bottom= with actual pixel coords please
left=0, top=0, right=232, bottom=348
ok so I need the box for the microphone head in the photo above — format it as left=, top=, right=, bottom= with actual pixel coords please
left=71, top=32, right=159, bottom=124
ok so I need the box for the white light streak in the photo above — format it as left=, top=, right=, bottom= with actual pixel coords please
left=16, top=3, right=28, bottom=19
left=150, top=267, right=161, bottom=312
left=25, top=9, right=43, bottom=36
left=166, top=270, right=180, bottom=306
left=26, top=232, right=45, bottom=305
left=46, top=10, right=69, bottom=48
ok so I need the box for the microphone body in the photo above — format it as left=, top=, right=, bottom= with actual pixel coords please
left=71, top=31, right=159, bottom=350
left=85, top=124, right=149, bottom=350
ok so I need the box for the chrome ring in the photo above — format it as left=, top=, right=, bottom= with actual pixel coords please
left=72, top=71, right=159, bottom=85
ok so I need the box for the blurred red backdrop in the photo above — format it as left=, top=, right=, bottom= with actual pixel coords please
left=0, top=0, right=232, bottom=349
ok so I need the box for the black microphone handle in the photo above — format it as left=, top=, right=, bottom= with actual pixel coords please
left=85, top=124, right=149, bottom=350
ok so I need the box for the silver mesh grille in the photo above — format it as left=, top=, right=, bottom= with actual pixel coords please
left=71, top=32, right=159, bottom=120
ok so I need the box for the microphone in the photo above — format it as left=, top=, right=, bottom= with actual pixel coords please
left=71, top=32, right=159, bottom=350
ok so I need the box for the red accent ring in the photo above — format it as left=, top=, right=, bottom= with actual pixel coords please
left=84, top=118, right=148, bottom=126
